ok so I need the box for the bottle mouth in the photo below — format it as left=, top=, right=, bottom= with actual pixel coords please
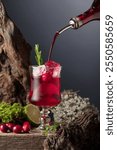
left=69, top=19, right=76, bottom=28
left=69, top=17, right=82, bottom=29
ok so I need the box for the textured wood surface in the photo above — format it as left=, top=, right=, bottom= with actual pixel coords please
left=0, top=132, right=46, bottom=150
left=0, top=0, right=31, bottom=105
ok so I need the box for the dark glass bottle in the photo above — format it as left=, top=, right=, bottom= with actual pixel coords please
left=69, top=0, right=100, bottom=29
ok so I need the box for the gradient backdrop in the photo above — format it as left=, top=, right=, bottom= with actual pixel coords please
left=3, top=0, right=100, bottom=107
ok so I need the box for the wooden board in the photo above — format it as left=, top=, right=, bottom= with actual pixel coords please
left=0, top=131, right=46, bottom=150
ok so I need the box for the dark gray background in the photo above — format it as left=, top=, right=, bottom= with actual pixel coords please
left=3, top=0, right=100, bottom=108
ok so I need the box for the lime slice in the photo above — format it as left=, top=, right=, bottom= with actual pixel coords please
left=24, top=104, right=40, bottom=125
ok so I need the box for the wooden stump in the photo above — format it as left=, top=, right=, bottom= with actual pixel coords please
left=0, top=1, right=32, bottom=105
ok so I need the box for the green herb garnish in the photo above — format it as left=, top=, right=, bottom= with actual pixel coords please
left=34, top=44, right=43, bottom=65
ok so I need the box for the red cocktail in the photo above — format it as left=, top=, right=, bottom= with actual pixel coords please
left=29, top=61, right=61, bottom=107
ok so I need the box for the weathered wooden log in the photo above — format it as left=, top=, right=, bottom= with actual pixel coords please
left=0, top=1, right=32, bottom=105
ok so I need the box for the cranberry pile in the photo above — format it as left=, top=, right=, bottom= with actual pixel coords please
left=0, top=121, right=31, bottom=133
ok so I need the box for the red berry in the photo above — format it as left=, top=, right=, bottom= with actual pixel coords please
left=6, top=123, right=15, bottom=132
left=41, top=73, right=51, bottom=82
left=22, top=121, right=31, bottom=133
left=13, top=125, right=22, bottom=133
left=0, top=124, right=8, bottom=133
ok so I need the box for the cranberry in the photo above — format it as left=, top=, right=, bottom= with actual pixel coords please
left=41, top=73, right=51, bottom=82
left=22, top=121, right=31, bottom=133
left=0, top=124, right=9, bottom=133
left=13, top=125, right=22, bottom=133
left=6, top=123, right=15, bottom=132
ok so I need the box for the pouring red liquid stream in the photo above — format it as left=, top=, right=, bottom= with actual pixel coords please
left=48, top=32, right=59, bottom=61
left=48, top=24, right=72, bottom=61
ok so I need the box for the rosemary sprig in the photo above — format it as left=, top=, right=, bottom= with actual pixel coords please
left=34, top=44, right=43, bottom=66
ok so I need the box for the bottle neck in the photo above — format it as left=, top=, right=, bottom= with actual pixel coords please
left=70, top=0, right=100, bottom=29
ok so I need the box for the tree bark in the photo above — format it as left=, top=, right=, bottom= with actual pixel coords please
left=0, top=1, right=32, bottom=105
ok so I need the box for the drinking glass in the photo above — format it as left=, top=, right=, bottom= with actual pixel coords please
left=28, top=61, right=61, bottom=128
